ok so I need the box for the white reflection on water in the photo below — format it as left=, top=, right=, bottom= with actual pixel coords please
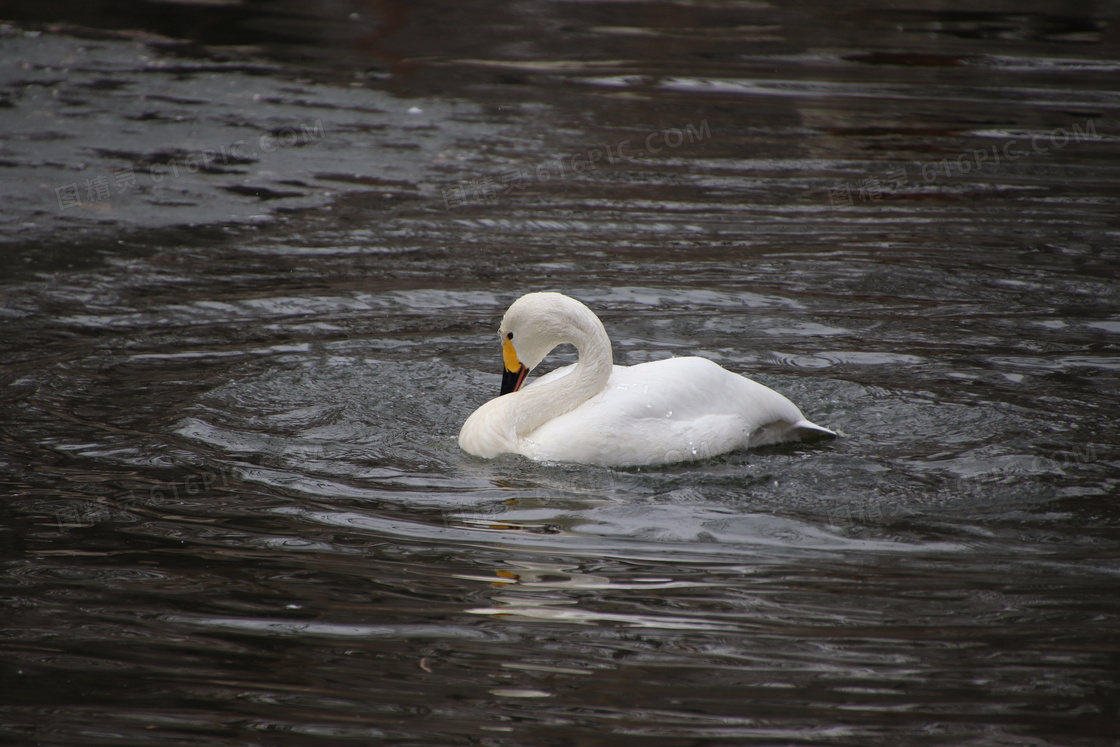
left=166, top=616, right=499, bottom=640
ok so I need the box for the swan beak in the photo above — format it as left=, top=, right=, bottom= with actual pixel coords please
left=501, top=365, right=528, bottom=395
left=501, top=337, right=529, bottom=395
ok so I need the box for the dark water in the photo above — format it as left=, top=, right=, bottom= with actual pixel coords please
left=2, top=2, right=1120, bottom=745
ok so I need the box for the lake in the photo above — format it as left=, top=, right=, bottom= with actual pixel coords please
left=1, top=1, right=1118, bottom=745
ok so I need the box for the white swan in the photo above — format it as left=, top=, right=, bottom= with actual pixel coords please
left=458, top=292, right=835, bottom=467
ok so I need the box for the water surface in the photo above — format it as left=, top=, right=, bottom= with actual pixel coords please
left=1, top=2, right=1119, bottom=745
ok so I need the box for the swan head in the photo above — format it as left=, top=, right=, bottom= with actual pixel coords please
left=497, top=292, right=603, bottom=395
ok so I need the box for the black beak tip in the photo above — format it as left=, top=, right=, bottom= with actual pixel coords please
left=500, top=365, right=528, bottom=395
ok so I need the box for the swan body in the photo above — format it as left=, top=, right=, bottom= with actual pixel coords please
left=458, top=292, right=834, bottom=467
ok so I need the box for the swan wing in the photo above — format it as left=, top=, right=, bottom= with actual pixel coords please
left=520, top=357, right=833, bottom=466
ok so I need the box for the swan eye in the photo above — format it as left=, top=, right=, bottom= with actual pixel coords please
left=506, top=332, right=513, bottom=340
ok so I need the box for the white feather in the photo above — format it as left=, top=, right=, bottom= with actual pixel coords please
left=459, top=292, right=834, bottom=467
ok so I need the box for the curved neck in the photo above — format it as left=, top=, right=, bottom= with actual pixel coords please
left=512, top=309, right=613, bottom=438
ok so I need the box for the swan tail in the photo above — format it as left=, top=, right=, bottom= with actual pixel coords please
left=792, top=419, right=837, bottom=441
left=746, top=418, right=836, bottom=448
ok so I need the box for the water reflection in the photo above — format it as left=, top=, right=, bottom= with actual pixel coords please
left=464, top=560, right=737, bottom=631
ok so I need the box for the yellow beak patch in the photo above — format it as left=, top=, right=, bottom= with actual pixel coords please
left=502, top=336, right=520, bottom=373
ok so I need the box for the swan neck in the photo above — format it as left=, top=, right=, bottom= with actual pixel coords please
left=572, top=316, right=613, bottom=389
left=515, top=306, right=612, bottom=437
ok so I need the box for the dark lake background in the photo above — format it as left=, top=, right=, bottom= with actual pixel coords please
left=1, top=1, right=1119, bottom=745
